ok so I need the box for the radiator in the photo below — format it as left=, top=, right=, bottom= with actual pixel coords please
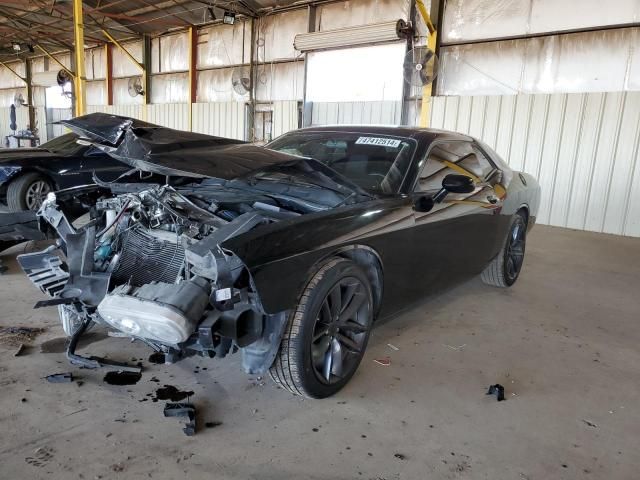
left=111, top=226, right=185, bottom=286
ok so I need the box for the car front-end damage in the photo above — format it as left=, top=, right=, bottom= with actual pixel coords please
left=18, top=183, right=296, bottom=375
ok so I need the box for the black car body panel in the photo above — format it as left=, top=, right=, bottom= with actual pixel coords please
left=0, top=134, right=130, bottom=205
left=12, top=114, right=541, bottom=383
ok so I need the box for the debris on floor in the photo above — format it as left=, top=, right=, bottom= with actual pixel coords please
left=205, top=421, right=223, bottom=428
left=46, top=372, right=74, bottom=383
left=104, top=371, right=142, bottom=385
left=164, top=402, right=196, bottom=436
left=486, top=384, right=506, bottom=401
left=387, top=343, right=399, bottom=351
left=582, top=419, right=598, bottom=428
left=153, top=385, right=194, bottom=402
left=14, top=343, right=26, bottom=356
left=0, top=325, right=45, bottom=347
left=148, top=352, right=166, bottom=364
left=444, top=343, right=467, bottom=351
left=374, top=357, right=391, bottom=366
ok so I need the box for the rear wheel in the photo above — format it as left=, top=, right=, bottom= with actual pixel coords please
left=269, top=257, right=373, bottom=398
left=481, top=211, right=527, bottom=287
left=6, top=173, right=52, bottom=211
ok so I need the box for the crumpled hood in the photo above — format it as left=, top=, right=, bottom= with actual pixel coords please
left=58, top=113, right=304, bottom=179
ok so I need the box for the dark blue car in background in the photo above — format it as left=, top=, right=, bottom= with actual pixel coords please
left=0, top=132, right=130, bottom=211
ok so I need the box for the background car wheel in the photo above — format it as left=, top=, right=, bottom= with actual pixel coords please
left=6, top=173, right=52, bottom=211
left=481, top=210, right=528, bottom=287
left=269, top=257, right=374, bottom=399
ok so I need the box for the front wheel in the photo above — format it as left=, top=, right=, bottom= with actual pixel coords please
left=269, top=257, right=374, bottom=398
left=481, top=211, right=528, bottom=287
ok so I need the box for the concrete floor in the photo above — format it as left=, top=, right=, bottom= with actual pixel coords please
left=0, top=225, right=639, bottom=480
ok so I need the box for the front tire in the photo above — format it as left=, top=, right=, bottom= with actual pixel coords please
left=481, top=211, right=528, bottom=287
left=269, top=257, right=374, bottom=398
left=6, top=173, right=52, bottom=211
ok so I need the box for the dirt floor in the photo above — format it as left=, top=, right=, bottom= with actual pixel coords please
left=0, top=225, right=639, bottom=480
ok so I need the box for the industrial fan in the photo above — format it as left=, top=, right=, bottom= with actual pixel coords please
left=404, top=46, right=439, bottom=87
left=231, top=66, right=251, bottom=96
left=128, top=76, right=145, bottom=97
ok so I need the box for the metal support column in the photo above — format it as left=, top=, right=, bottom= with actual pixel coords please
left=72, top=0, right=87, bottom=116
left=142, top=35, right=151, bottom=106
left=415, top=0, right=441, bottom=127
left=105, top=43, right=113, bottom=105
left=248, top=18, right=257, bottom=142
left=301, top=4, right=316, bottom=127
left=25, top=59, right=35, bottom=133
left=188, top=26, right=197, bottom=131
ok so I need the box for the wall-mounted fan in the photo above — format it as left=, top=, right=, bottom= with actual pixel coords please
left=128, top=76, right=144, bottom=97
left=404, top=46, right=439, bottom=87
left=231, top=66, right=250, bottom=96
left=55, top=69, right=74, bottom=99
left=13, top=92, right=27, bottom=107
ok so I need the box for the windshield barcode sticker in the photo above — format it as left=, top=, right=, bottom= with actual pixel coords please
left=355, top=137, right=401, bottom=148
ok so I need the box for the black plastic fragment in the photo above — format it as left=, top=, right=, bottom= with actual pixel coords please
left=34, top=297, right=78, bottom=309
left=164, top=403, right=196, bottom=436
left=486, top=384, right=505, bottom=401
left=46, top=372, right=74, bottom=383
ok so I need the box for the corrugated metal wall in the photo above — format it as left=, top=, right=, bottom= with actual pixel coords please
left=430, top=92, right=640, bottom=237
left=311, top=101, right=402, bottom=125
left=272, top=101, right=299, bottom=138
left=87, top=102, right=246, bottom=140
left=192, top=102, right=245, bottom=140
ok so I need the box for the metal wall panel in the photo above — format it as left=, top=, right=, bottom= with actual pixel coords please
left=311, top=101, right=402, bottom=125
left=430, top=92, right=640, bottom=237
left=191, top=102, right=246, bottom=140
left=272, top=101, right=299, bottom=138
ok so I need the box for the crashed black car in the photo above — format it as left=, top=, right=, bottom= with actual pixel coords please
left=16, top=113, right=540, bottom=398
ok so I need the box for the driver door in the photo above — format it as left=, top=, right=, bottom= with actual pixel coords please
left=409, top=140, right=506, bottom=293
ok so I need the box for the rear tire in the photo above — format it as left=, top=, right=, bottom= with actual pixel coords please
left=481, top=211, right=528, bottom=287
left=6, top=173, right=52, bottom=211
left=269, top=257, right=373, bottom=399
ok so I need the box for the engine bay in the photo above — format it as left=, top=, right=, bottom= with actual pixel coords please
left=17, top=182, right=313, bottom=373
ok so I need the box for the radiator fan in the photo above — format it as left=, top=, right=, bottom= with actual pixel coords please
left=231, top=66, right=250, bottom=96
left=128, top=76, right=145, bottom=97
left=404, top=46, right=439, bottom=87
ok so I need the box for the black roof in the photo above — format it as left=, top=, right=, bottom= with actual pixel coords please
left=291, top=125, right=474, bottom=143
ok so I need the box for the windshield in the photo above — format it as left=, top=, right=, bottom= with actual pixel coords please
left=267, top=132, right=416, bottom=194
left=40, top=132, right=85, bottom=156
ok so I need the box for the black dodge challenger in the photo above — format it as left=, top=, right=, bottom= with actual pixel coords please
left=16, top=113, right=540, bottom=398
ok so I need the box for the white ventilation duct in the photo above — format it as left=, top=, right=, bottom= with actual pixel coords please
left=294, top=20, right=407, bottom=52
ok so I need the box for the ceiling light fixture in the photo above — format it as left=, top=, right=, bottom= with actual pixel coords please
left=223, top=11, right=235, bottom=25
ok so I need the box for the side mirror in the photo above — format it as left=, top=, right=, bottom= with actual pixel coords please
left=413, top=195, right=434, bottom=213
left=442, top=174, right=475, bottom=193
left=432, top=174, right=476, bottom=203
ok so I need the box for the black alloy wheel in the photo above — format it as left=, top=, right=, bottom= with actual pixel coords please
left=481, top=211, right=528, bottom=287
left=504, top=215, right=526, bottom=284
left=269, top=257, right=374, bottom=398
left=310, top=276, right=370, bottom=384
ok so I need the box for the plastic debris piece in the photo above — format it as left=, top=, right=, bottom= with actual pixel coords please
left=582, top=419, right=598, bottom=428
left=46, top=372, right=74, bottom=383
left=444, top=344, right=466, bottom=351
left=387, top=343, right=399, bottom=351
left=486, top=384, right=505, bottom=401
left=374, top=357, right=391, bottom=366
left=14, top=343, right=25, bottom=357
left=164, top=402, right=196, bottom=436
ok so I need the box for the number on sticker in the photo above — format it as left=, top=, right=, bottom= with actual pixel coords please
left=355, top=137, right=401, bottom=148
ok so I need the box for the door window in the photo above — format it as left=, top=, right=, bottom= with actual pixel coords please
left=415, top=141, right=496, bottom=196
